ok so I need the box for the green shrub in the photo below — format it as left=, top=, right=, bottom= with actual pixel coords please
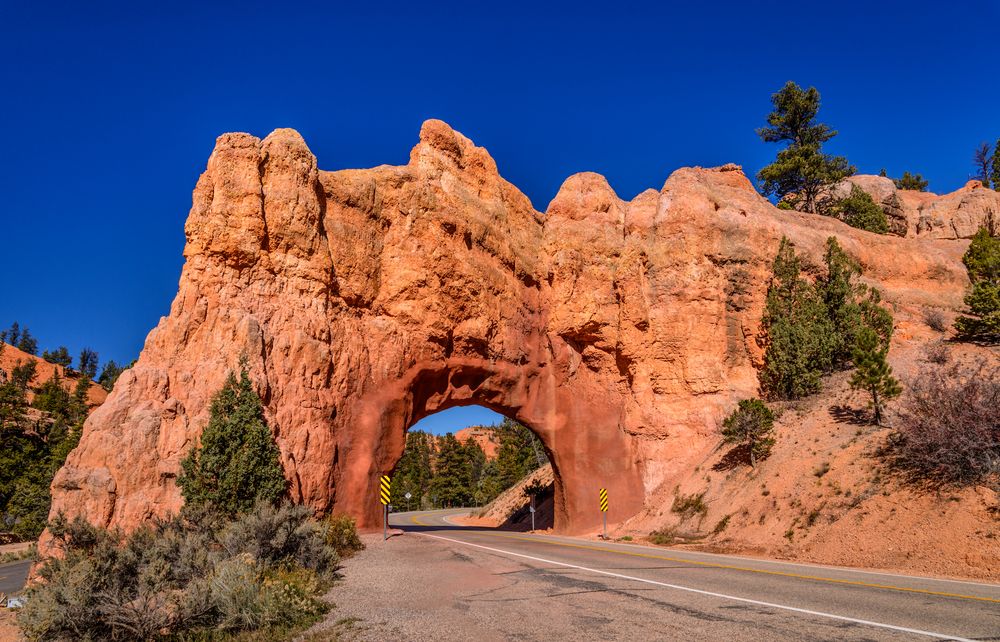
left=721, top=399, right=776, bottom=467
left=324, top=514, right=365, bottom=559
left=711, top=514, right=732, bottom=535
left=649, top=528, right=677, bottom=546
left=18, top=502, right=337, bottom=641
left=670, top=492, right=708, bottom=520
left=832, top=185, right=889, bottom=233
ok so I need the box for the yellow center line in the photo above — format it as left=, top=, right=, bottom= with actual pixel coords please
left=407, top=518, right=997, bottom=604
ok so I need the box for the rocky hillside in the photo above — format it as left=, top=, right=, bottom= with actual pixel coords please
left=45, top=120, right=998, bottom=578
left=454, top=426, right=499, bottom=459
left=470, top=464, right=555, bottom=531
left=0, top=344, right=107, bottom=410
left=820, top=175, right=998, bottom=239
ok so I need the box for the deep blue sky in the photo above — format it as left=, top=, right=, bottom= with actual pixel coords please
left=2, top=1, right=997, bottom=432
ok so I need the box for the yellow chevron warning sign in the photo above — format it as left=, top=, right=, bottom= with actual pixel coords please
left=379, top=475, right=391, bottom=505
left=599, top=488, right=608, bottom=512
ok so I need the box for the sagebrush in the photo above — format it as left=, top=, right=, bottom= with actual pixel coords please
left=17, top=501, right=349, bottom=641
left=889, top=361, right=1000, bottom=487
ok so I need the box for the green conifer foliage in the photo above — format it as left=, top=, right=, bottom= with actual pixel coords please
left=894, top=171, right=929, bottom=191
left=849, top=328, right=902, bottom=426
left=756, top=82, right=855, bottom=213
left=428, top=433, right=474, bottom=507
left=177, top=363, right=287, bottom=515
left=954, top=227, right=1000, bottom=342
left=832, top=185, right=889, bottom=233
left=761, top=237, right=894, bottom=400
left=760, top=238, right=836, bottom=398
left=992, top=139, right=1000, bottom=193
left=721, top=399, right=776, bottom=467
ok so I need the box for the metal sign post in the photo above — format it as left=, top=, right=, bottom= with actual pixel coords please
left=380, top=475, right=391, bottom=541
left=530, top=496, right=536, bottom=531
left=599, top=488, right=609, bottom=539
left=405, top=491, right=412, bottom=512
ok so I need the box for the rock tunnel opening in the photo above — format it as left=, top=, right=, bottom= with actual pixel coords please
left=389, top=403, right=557, bottom=530
left=335, top=356, right=645, bottom=534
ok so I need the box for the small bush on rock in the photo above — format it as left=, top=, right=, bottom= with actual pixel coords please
left=832, top=185, right=889, bottom=234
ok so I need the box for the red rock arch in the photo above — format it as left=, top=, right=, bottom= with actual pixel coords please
left=339, top=357, right=643, bottom=532
left=46, top=120, right=971, bottom=541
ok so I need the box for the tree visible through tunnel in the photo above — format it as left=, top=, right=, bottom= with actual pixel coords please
left=392, top=409, right=550, bottom=521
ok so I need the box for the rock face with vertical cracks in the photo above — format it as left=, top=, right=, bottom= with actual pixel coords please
left=48, top=121, right=975, bottom=535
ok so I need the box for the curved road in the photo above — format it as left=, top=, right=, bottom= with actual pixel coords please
left=391, top=509, right=1000, bottom=641
left=0, top=559, right=31, bottom=597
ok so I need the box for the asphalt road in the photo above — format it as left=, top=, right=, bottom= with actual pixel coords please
left=390, top=508, right=1000, bottom=641
left=0, top=560, right=31, bottom=597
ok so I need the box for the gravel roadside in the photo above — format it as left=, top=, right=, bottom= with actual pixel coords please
left=296, top=531, right=852, bottom=642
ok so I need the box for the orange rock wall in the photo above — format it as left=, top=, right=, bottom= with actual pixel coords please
left=48, top=121, right=975, bottom=534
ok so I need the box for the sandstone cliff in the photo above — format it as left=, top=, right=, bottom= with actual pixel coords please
left=48, top=120, right=989, bottom=546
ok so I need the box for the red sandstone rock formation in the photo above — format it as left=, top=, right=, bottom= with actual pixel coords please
left=824, top=174, right=999, bottom=238
left=48, top=121, right=978, bottom=536
left=454, top=427, right=499, bottom=459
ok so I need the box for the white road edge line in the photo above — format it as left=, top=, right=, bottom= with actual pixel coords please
left=417, top=532, right=974, bottom=642
left=422, top=509, right=1000, bottom=589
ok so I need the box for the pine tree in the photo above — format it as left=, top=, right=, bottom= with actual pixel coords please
left=16, top=329, right=37, bottom=355
left=954, top=227, right=1000, bottom=342
left=1, top=322, right=21, bottom=348
left=97, top=360, right=126, bottom=392
left=0, top=380, right=29, bottom=430
left=760, top=238, right=837, bottom=398
left=894, top=171, right=929, bottom=191
left=849, top=328, right=902, bottom=426
left=992, top=138, right=1000, bottom=193
left=721, top=399, right=776, bottom=467
left=761, top=237, right=895, bottom=400
left=2, top=323, right=39, bottom=356
left=493, top=419, right=545, bottom=488
left=10, top=361, right=37, bottom=392
left=395, top=430, right=435, bottom=509
left=176, top=362, right=287, bottom=515
left=42, top=346, right=72, bottom=368
left=974, top=142, right=993, bottom=188
left=77, top=348, right=98, bottom=380
left=32, top=371, right=72, bottom=420
left=429, top=434, right=474, bottom=507
left=463, top=440, right=487, bottom=505
left=757, top=82, right=855, bottom=213
left=820, top=237, right=893, bottom=364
